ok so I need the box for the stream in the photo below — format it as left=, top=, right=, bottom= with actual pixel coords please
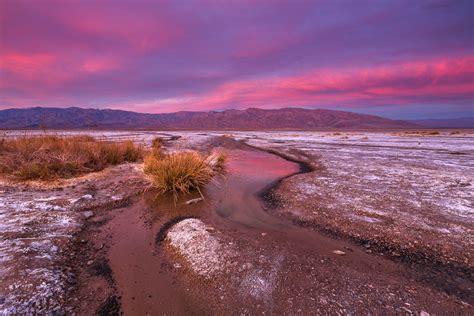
left=98, top=146, right=468, bottom=314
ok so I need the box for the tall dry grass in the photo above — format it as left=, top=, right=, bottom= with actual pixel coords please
left=144, top=149, right=226, bottom=202
left=0, top=135, right=143, bottom=180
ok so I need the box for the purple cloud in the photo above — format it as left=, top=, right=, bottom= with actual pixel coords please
left=0, top=0, right=472, bottom=118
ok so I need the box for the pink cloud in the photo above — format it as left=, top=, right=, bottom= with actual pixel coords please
left=1, top=0, right=472, bottom=119
left=50, top=4, right=183, bottom=54
left=0, top=53, right=56, bottom=77
left=131, top=55, right=473, bottom=112
left=81, top=58, right=120, bottom=73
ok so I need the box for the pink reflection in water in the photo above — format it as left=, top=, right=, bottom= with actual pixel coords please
left=208, top=149, right=301, bottom=229
left=226, top=149, right=300, bottom=184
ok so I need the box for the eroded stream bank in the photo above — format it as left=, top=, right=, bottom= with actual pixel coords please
left=73, top=141, right=471, bottom=314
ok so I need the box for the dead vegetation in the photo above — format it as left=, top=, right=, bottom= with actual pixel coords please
left=0, top=135, right=144, bottom=180
left=397, top=130, right=441, bottom=136
left=144, top=144, right=226, bottom=202
left=151, top=136, right=164, bottom=150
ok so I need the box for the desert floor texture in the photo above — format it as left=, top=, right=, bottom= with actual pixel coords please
left=0, top=130, right=472, bottom=314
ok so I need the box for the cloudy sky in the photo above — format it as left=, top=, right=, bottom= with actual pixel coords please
left=0, top=0, right=472, bottom=119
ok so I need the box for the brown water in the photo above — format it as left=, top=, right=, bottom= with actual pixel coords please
left=102, top=147, right=465, bottom=314
left=105, top=148, right=307, bottom=314
left=207, top=149, right=301, bottom=229
left=107, top=199, right=208, bottom=315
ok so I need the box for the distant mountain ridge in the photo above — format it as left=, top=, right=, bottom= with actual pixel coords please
left=0, top=107, right=419, bottom=129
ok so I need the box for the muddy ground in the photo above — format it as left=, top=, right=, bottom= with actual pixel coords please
left=0, top=164, right=149, bottom=314
left=0, top=130, right=472, bottom=314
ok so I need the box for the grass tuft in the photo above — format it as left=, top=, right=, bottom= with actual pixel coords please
left=150, top=136, right=164, bottom=159
left=151, top=136, right=164, bottom=149
left=144, top=150, right=226, bottom=202
left=401, top=130, right=441, bottom=136
left=0, top=136, right=144, bottom=181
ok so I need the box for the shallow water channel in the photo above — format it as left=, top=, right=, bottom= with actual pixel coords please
left=104, top=148, right=306, bottom=314
left=100, top=147, right=467, bottom=314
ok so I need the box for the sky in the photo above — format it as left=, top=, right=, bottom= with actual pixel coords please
left=0, top=0, right=473, bottom=119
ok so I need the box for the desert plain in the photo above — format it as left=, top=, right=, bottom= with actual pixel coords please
left=0, top=129, right=472, bottom=315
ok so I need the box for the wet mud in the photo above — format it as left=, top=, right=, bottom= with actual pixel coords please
left=3, top=131, right=472, bottom=314
left=71, top=138, right=472, bottom=314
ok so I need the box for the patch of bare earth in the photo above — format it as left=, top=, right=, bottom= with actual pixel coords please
left=165, top=217, right=470, bottom=314
left=256, top=134, right=473, bottom=265
left=240, top=132, right=472, bottom=305
left=161, top=139, right=472, bottom=314
left=166, top=218, right=237, bottom=277
left=2, top=131, right=472, bottom=314
left=0, top=163, right=149, bottom=314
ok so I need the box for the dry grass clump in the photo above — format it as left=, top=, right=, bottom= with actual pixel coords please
left=401, top=130, right=441, bottom=136
left=151, top=136, right=164, bottom=149
left=150, top=136, right=164, bottom=158
left=0, top=135, right=144, bottom=180
left=144, top=150, right=226, bottom=202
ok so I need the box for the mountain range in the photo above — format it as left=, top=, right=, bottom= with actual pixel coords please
left=0, top=107, right=470, bottom=129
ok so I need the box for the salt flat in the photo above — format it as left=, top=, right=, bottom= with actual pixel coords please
left=233, top=131, right=473, bottom=267
left=0, top=129, right=472, bottom=313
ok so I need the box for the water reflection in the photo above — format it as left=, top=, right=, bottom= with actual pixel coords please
left=207, top=149, right=301, bottom=230
left=142, top=148, right=301, bottom=232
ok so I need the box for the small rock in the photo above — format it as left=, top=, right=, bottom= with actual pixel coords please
left=31, top=241, right=51, bottom=251
left=401, top=307, right=412, bottom=313
left=460, top=301, right=471, bottom=307
left=87, top=260, right=94, bottom=266
left=186, top=197, right=204, bottom=205
left=50, top=246, right=59, bottom=253
left=261, top=232, right=268, bottom=236
left=242, top=262, right=253, bottom=270
left=420, top=311, right=430, bottom=316
left=66, top=274, right=76, bottom=284
left=173, top=263, right=182, bottom=269
left=82, top=211, right=94, bottom=219
left=82, top=194, right=93, bottom=200
left=332, top=250, right=346, bottom=255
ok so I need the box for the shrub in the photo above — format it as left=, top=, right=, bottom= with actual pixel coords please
left=402, top=130, right=441, bottom=136
left=144, top=150, right=226, bottom=202
left=206, top=152, right=227, bottom=174
left=150, top=137, right=164, bottom=159
left=0, top=136, right=144, bottom=180
left=151, top=136, right=164, bottom=149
